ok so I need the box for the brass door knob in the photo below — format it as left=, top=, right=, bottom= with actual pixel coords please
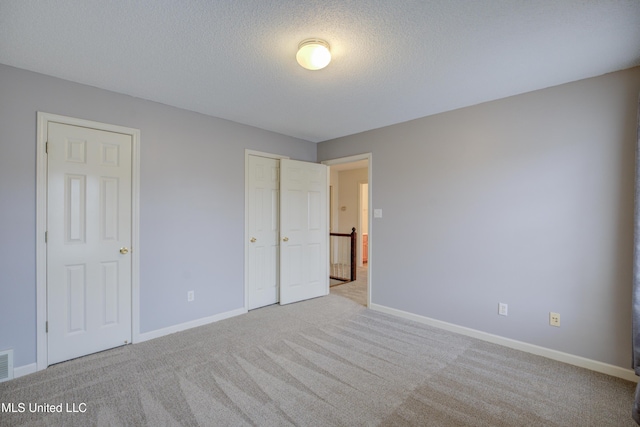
left=120, top=247, right=129, bottom=254
left=282, top=237, right=289, bottom=242
left=250, top=237, right=257, bottom=243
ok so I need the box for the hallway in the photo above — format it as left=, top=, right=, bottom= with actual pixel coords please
left=330, top=265, right=368, bottom=307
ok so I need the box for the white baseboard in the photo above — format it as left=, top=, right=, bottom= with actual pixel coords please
left=136, top=307, right=247, bottom=343
left=370, top=303, right=638, bottom=383
left=12, top=308, right=247, bottom=381
left=14, top=363, right=37, bottom=379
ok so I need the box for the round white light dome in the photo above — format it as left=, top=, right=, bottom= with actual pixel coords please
left=296, top=39, right=331, bottom=71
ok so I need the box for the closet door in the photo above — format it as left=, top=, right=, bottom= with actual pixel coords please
left=279, top=159, right=328, bottom=305
left=47, top=122, right=132, bottom=365
left=247, top=155, right=279, bottom=310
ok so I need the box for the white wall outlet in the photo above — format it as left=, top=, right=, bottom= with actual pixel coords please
left=373, top=209, right=382, bottom=218
left=187, top=291, right=194, bottom=302
left=498, top=303, right=508, bottom=316
left=549, top=312, right=560, bottom=327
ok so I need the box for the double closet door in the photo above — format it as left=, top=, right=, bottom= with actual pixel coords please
left=247, top=155, right=328, bottom=309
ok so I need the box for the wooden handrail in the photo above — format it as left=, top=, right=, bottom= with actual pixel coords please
left=329, top=227, right=357, bottom=238
left=330, top=231, right=353, bottom=237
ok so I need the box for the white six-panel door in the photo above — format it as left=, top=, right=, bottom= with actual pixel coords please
left=247, top=155, right=280, bottom=309
left=47, top=122, right=132, bottom=365
left=279, top=159, right=328, bottom=305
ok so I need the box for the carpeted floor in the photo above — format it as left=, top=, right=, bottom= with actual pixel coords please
left=330, top=265, right=368, bottom=307
left=1, top=293, right=636, bottom=426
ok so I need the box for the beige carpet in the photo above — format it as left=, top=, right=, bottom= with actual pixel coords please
left=330, top=265, right=368, bottom=307
left=1, top=294, right=636, bottom=426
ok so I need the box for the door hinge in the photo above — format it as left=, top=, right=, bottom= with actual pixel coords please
left=45, top=231, right=47, bottom=243
left=46, top=321, right=48, bottom=333
left=45, top=142, right=49, bottom=153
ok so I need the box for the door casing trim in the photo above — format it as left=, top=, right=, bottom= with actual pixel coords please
left=36, top=112, right=141, bottom=371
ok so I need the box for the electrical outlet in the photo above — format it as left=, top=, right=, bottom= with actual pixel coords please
left=549, top=312, right=560, bottom=327
left=187, top=291, right=194, bottom=302
left=498, top=303, right=508, bottom=316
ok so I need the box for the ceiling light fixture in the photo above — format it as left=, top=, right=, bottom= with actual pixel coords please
left=296, top=39, right=331, bottom=70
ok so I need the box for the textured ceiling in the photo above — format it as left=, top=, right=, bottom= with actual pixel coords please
left=1, top=1, right=639, bottom=142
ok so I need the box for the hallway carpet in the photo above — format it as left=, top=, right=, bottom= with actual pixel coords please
left=330, top=265, right=368, bottom=307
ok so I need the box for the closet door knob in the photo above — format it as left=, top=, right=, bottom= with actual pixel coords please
left=250, top=237, right=257, bottom=243
left=282, top=237, right=289, bottom=242
left=120, top=247, right=129, bottom=254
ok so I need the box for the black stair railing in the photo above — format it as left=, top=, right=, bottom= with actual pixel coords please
left=329, top=227, right=357, bottom=282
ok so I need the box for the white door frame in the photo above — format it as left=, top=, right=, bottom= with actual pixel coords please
left=36, top=112, right=141, bottom=371
left=322, top=153, right=372, bottom=307
left=244, top=150, right=289, bottom=310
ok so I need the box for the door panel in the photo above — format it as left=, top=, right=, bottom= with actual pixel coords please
left=66, top=264, right=86, bottom=333
left=247, top=155, right=279, bottom=309
left=280, top=159, right=328, bottom=305
left=47, top=122, right=132, bottom=365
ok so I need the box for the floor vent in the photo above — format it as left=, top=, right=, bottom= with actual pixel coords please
left=0, top=350, right=13, bottom=382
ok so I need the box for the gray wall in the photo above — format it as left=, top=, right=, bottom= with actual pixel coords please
left=2, top=61, right=638, bottom=371
left=318, top=67, right=640, bottom=368
left=0, top=63, right=316, bottom=368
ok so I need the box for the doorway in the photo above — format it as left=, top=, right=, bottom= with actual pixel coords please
left=36, top=112, right=141, bottom=370
left=322, top=154, right=371, bottom=308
